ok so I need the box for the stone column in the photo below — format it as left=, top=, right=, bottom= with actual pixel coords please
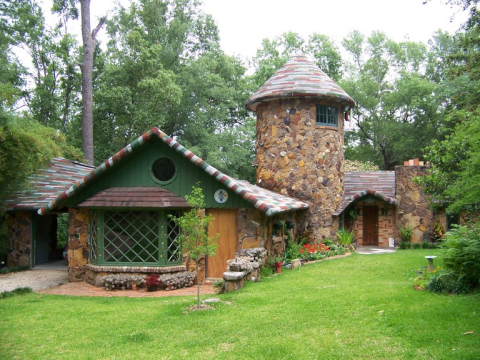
left=395, top=162, right=434, bottom=243
left=68, top=208, right=90, bottom=281
left=6, top=212, right=32, bottom=267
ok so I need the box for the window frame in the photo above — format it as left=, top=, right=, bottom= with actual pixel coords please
left=315, top=104, right=339, bottom=127
left=149, top=156, right=178, bottom=185
left=89, top=210, right=183, bottom=267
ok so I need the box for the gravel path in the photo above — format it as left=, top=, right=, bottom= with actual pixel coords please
left=0, top=269, right=68, bottom=293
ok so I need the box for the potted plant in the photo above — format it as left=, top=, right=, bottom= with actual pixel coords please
left=145, top=274, right=159, bottom=291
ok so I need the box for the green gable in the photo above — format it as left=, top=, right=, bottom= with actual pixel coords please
left=65, top=138, right=252, bottom=210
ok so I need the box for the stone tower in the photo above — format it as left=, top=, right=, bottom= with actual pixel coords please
left=245, top=55, right=355, bottom=241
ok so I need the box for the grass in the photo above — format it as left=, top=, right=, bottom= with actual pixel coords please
left=0, top=249, right=479, bottom=359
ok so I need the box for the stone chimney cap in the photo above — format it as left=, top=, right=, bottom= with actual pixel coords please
left=245, top=54, right=355, bottom=111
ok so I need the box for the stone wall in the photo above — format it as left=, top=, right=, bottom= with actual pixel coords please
left=395, top=163, right=434, bottom=243
left=67, top=208, right=90, bottom=281
left=348, top=201, right=396, bottom=247
left=6, top=211, right=32, bottom=267
left=255, top=99, right=345, bottom=242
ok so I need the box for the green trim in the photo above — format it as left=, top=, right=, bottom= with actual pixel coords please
left=31, top=214, right=36, bottom=268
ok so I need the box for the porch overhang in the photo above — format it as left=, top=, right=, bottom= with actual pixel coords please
left=76, top=187, right=189, bottom=209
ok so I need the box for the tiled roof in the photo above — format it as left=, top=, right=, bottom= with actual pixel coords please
left=245, top=54, right=355, bottom=111
left=333, top=171, right=397, bottom=215
left=5, top=158, right=95, bottom=211
left=39, top=128, right=309, bottom=217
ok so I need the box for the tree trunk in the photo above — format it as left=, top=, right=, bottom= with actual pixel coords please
left=79, top=0, right=105, bottom=165
left=196, top=260, right=200, bottom=308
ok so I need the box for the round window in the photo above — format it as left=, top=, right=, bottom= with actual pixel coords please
left=151, top=157, right=177, bottom=183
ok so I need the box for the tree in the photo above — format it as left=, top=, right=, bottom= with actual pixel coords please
left=169, top=185, right=218, bottom=308
left=416, top=3, right=480, bottom=215
left=250, top=31, right=343, bottom=88
left=79, top=0, right=105, bottom=165
left=341, top=31, right=448, bottom=169
left=93, top=0, right=252, bottom=168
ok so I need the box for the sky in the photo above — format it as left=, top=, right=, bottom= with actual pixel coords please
left=70, top=0, right=470, bottom=60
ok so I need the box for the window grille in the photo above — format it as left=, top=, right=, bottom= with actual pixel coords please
left=87, top=210, right=182, bottom=266
left=167, top=211, right=181, bottom=262
left=89, top=211, right=99, bottom=263
left=103, top=211, right=159, bottom=263
left=316, top=105, right=338, bottom=126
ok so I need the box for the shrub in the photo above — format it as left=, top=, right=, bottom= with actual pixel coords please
left=336, top=228, right=355, bottom=252
left=213, top=279, right=224, bottom=294
left=399, top=242, right=411, bottom=250
left=412, top=243, right=422, bottom=249
left=422, top=241, right=431, bottom=249
left=427, top=272, right=472, bottom=294
left=400, top=225, right=413, bottom=243
left=442, top=222, right=480, bottom=290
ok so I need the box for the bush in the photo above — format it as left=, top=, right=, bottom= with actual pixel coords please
left=427, top=272, right=472, bottom=294
left=399, top=242, right=411, bottom=250
left=412, top=243, right=422, bottom=249
left=400, top=225, right=413, bottom=243
left=442, top=222, right=480, bottom=290
left=422, top=241, right=431, bottom=249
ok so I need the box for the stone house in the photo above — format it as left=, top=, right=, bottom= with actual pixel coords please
left=5, top=54, right=451, bottom=282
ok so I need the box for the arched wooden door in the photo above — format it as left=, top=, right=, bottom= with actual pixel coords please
left=206, top=209, right=238, bottom=278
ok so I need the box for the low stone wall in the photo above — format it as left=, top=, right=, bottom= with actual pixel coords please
left=84, top=264, right=188, bottom=287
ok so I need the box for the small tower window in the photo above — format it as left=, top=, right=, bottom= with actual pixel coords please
left=316, top=105, right=338, bottom=127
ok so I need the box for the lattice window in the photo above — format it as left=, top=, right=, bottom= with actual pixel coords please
left=316, top=105, right=338, bottom=126
left=103, top=211, right=159, bottom=263
left=89, top=210, right=99, bottom=263
left=167, top=211, right=181, bottom=262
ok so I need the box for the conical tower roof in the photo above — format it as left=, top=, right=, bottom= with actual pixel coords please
left=245, top=54, right=355, bottom=111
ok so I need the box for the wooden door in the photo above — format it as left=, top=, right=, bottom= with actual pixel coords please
left=206, top=209, right=238, bottom=278
left=363, top=206, right=378, bottom=246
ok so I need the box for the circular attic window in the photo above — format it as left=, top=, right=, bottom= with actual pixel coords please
left=151, top=157, right=177, bottom=184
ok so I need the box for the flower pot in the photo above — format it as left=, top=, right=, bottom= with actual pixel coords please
left=275, top=261, right=283, bottom=274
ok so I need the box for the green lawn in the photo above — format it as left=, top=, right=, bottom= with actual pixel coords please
left=1, top=249, right=479, bottom=359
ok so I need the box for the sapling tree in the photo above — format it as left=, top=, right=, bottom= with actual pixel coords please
left=169, top=184, right=218, bottom=308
